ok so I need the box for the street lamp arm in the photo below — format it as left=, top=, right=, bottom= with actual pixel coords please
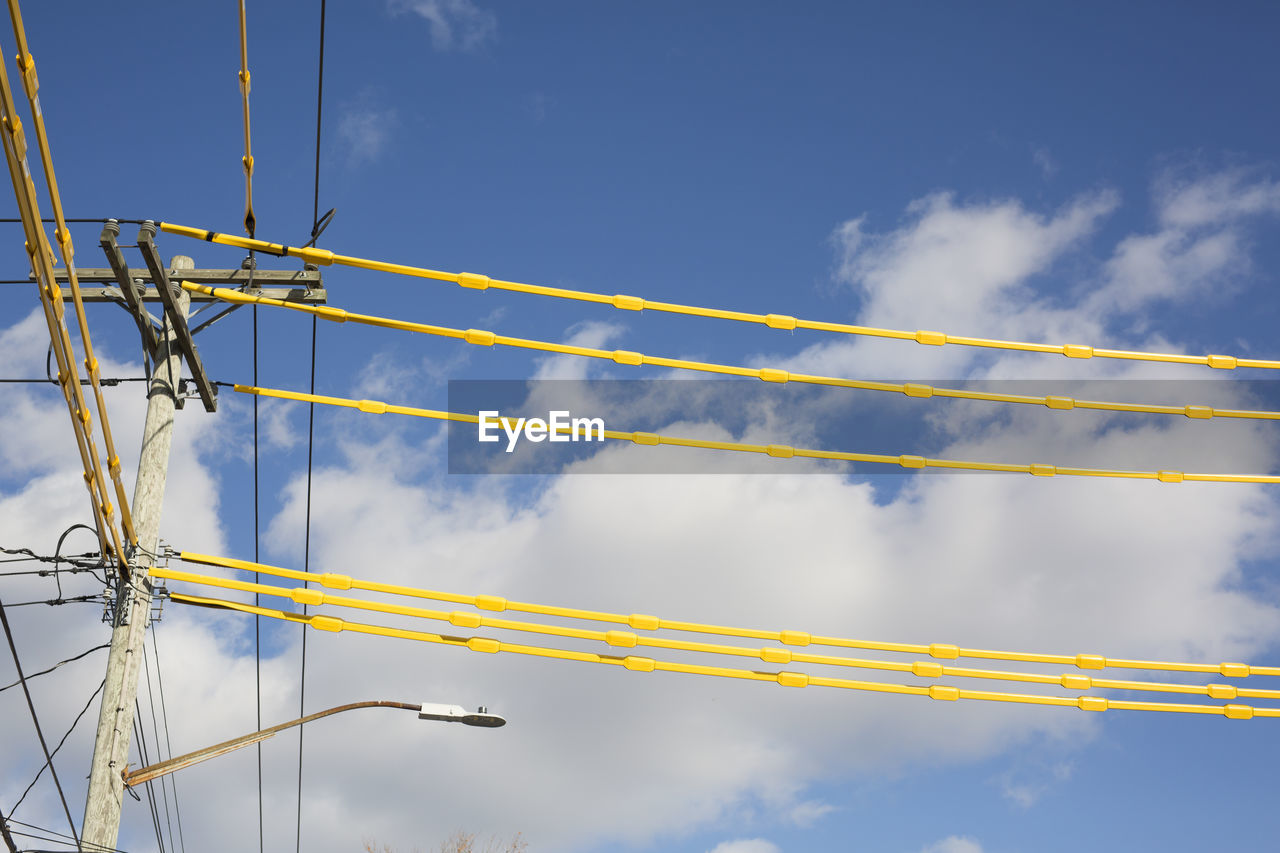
left=123, top=700, right=421, bottom=788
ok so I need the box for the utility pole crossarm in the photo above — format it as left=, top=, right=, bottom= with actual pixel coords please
left=136, top=223, right=217, bottom=412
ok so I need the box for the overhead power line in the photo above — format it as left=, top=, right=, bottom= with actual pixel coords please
left=154, top=561, right=1280, bottom=704
left=0, top=597, right=81, bottom=848
left=299, top=3, right=327, bottom=848
left=235, top=382, right=1280, bottom=485
left=0, top=218, right=149, bottom=224
left=0, top=644, right=107, bottom=693
left=183, top=282, right=1280, bottom=424
left=160, top=222, right=1280, bottom=373
left=168, top=587, right=1277, bottom=721
left=8, top=677, right=105, bottom=816
left=238, top=0, right=255, bottom=239
left=0, top=5, right=135, bottom=575
left=170, top=552, right=1280, bottom=680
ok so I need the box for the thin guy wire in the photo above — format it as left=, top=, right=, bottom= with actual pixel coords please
left=4, top=815, right=133, bottom=852
left=141, top=638, right=176, bottom=853
left=296, top=313, right=317, bottom=853
left=131, top=709, right=165, bottom=853
left=150, top=622, right=186, bottom=853
left=252, top=303, right=264, bottom=853
left=300, top=4, right=326, bottom=845
left=0, top=597, right=81, bottom=848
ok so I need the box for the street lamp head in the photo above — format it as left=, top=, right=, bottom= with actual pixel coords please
left=462, top=707, right=507, bottom=728
left=418, top=702, right=507, bottom=728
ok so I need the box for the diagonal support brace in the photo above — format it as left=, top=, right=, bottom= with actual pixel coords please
left=99, top=220, right=160, bottom=356
left=137, top=221, right=217, bottom=412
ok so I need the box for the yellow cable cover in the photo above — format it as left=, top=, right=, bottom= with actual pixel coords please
left=6, top=0, right=136, bottom=547
left=174, top=552, right=1280, bottom=680
left=161, top=223, right=1280, bottom=372
left=0, top=8, right=129, bottom=569
left=166, top=591, right=1279, bottom=720
left=151, top=564, right=1280, bottom=702
left=232, top=382, right=1280, bottom=485
left=238, top=0, right=255, bottom=237
left=182, top=282, right=1280, bottom=424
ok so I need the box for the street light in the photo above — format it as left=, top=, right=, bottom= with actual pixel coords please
left=123, top=700, right=505, bottom=788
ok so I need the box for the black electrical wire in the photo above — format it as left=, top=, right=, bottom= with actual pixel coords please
left=0, top=643, right=108, bottom=694
left=312, top=0, right=327, bottom=236
left=53, top=523, right=101, bottom=600
left=299, top=6, right=327, bottom=848
left=2, top=817, right=133, bottom=853
left=132, top=703, right=166, bottom=853
left=1, top=594, right=102, bottom=608
left=0, top=598, right=81, bottom=850
left=0, top=377, right=148, bottom=385
left=141, top=643, right=176, bottom=853
left=1, top=527, right=109, bottom=586
left=296, top=313, right=318, bottom=853
left=0, top=797, right=20, bottom=853
left=252, top=303, right=264, bottom=853
left=150, top=622, right=186, bottom=853
left=9, top=677, right=106, bottom=815
left=0, top=218, right=148, bottom=224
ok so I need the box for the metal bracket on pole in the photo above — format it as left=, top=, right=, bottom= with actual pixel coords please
left=136, top=222, right=218, bottom=412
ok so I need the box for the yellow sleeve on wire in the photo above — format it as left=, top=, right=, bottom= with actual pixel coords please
left=238, top=0, right=255, bottom=237
left=161, top=223, right=1280, bottom=372
left=0, top=2, right=132, bottom=572
left=180, top=282, right=1280, bottom=425
left=152, top=564, right=1280, bottom=702
left=172, top=552, right=1280, bottom=681
left=227, top=382, right=1280, bottom=485
left=166, top=591, right=1280, bottom=720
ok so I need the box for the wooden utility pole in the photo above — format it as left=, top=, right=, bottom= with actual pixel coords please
left=80, top=247, right=193, bottom=851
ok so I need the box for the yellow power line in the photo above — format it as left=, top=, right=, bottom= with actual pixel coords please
left=167, top=590, right=1277, bottom=720
left=232, top=382, right=1280, bottom=485
left=6, top=0, right=136, bottom=550
left=0, top=6, right=130, bottom=570
left=176, top=552, right=1280, bottom=680
left=238, top=0, right=255, bottom=237
left=183, top=282, right=1280, bottom=424
left=160, top=222, right=1280, bottom=372
left=151, top=563, right=1280, bottom=702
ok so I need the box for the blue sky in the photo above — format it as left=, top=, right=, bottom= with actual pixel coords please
left=3, top=2, right=1280, bottom=852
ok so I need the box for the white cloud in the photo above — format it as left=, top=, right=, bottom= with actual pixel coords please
left=389, top=0, right=497, bottom=52
left=919, top=836, right=984, bottom=853
left=707, top=839, right=781, bottom=853
left=1087, top=169, right=1280, bottom=316
left=532, top=321, right=627, bottom=380
left=1033, top=146, right=1058, bottom=179
left=999, top=758, right=1074, bottom=808
left=0, top=309, right=230, bottom=850
left=338, top=105, right=398, bottom=167
left=7, top=167, right=1280, bottom=853
left=789, top=798, right=837, bottom=827
left=810, top=188, right=1117, bottom=378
